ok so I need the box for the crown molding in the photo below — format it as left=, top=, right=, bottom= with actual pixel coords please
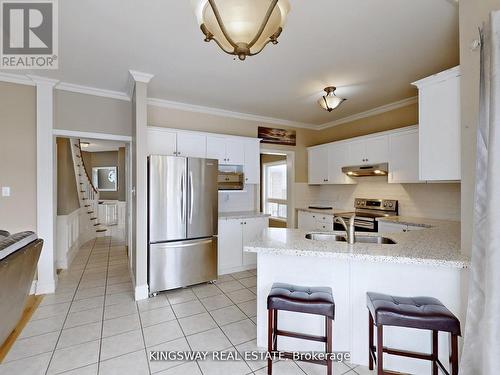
left=147, top=97, right=315, bottom=129
left=56, top=82, right=130, bottom=101
left=129, top=70, right=154, bottom=84
left=0, top=72, right=35, bottom=86
left=27, top=75, right=60, bottom=86
left=317, top=96, right=418, bottom=130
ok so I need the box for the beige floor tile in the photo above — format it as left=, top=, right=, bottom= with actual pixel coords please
left=197, top=348, right=252, bottom=375
left=171, top=300, right=206, bottom=318
left=235, top=339, right=267, bottom=371
left=100, top=329, right=145, bottom=361
left=137, top=294, right=170, bottom=312
left=143, top=320, right=184, bottom=347
left=217, top=280, right=246, bottom=294
left=238, top=276, right=257, bottom=288
left=104, top=300, right=138, bottom=320
left=102, top=313, right=141, bottom=338
left=186, top=328, right=232, bottom=352
left=220, top=319, right=257, bottom=345
left=178, top=312, right=217, bottom=336
left=210, top=305, right=247, bottom=326
left=254, top=360, right=305, bottom=375
left=297, top=360, right=353, bottom=375
left=199, top=294, right=234, bottom=311
left=0, top=352, right=52, bottom=375
left=98, top=350, right=150, bottom=375
left=155, top=361, right=202, bottom=375
left=47, top=340, right=100, bottom=375
left=58, top=363, right=98, bottom=375
left=19, top=314, right=66, bottom=338
left=231, top=270, right=254, bottom=280
left=192, top=284, right=222, bottom=299
left=4, top=331, right=59, bottom=362
left=69, top=295, right=105, bottom=313
left=140, top=305, right=176, bottom=327
left=166, top=288, right=197, bottom=305
left=148, top=337, right=190, bottom=373
left=57, top=322, right=102, bottom=349
left=226, top=288, right=256, bottom=304
left=237, top=299, right=257, bottom=318
left=31, top=302, right=71, bottom=321
left=64, top=306, right=103, bottom=329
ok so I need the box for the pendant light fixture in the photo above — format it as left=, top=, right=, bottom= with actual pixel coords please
left=318, top=86, right=346, bottom=112
left=192, top=0, right=290, bottom=60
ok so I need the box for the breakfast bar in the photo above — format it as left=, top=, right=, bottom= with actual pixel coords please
left=244, top=220, right=469, bottom=374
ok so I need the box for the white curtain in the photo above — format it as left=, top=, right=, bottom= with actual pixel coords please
left=460, top=11, right=500, bottom=375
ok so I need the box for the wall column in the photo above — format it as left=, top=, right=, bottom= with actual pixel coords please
left=129, top=70, right=154, bottom=300
left=29, top=75, right=59, bottom=294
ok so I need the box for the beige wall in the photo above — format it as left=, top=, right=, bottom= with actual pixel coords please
left=54, top=90, right=132, bottom=136
left=148, top=105, right=318, bottom=183
left=56, top=138, right=80, bottom=215
left=315, top=103, right=418, bottom=144
left=459, top=0, right=500, bottom=254
left=81, top=150, right=125, bottom=201
left=0, top=82, right=37, bottom=233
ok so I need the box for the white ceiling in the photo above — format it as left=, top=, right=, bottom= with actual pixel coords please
left=13, top=0, right=459, bottom=127
left=80, top=139, right=125, bottom=152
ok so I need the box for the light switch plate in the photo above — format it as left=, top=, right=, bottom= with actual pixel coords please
left=2, top=186, right=10, bottom=197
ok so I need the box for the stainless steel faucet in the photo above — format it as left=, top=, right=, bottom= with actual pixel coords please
left=333, top=214, right=356, bottom=244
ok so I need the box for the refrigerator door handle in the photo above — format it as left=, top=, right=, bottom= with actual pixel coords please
left=180, top=172, right=185, bottom=224
left=188, top=170, right=194, bottom=224
left=156, top=238, right=214, bottom=248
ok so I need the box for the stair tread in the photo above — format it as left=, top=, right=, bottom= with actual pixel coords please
left=96, top=229, right=107, bottom=233
left=90, top=217, right=97, bottom=220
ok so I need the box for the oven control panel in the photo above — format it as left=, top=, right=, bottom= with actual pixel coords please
left=354, top=198, right=398, bottom=212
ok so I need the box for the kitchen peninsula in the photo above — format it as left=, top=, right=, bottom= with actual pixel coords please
left=244, top=219, right=468, bottom=374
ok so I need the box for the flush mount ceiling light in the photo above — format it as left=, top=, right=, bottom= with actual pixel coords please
left=192, top=0, right=290, bottom=60
left=318, top=86, right=346, bottom=112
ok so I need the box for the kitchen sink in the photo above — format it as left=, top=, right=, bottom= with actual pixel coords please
left=305, top=233, right=347, bottom=242
left=305, top=233, right=396, bottom=244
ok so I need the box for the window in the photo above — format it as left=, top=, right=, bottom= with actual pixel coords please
left=263, top=161, right=287, bottom=220
left=92, top=166, right=117, bottom=191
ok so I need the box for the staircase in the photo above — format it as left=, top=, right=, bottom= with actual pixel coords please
left=69, top=139, right=107, bottom=236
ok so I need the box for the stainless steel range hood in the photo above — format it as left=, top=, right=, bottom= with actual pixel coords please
left=341, top=163, right=388, bottom=177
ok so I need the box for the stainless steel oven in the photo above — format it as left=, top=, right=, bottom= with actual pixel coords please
left=334, top=198, right=398, bottom=232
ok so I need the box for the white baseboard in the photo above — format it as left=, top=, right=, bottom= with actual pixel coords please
left=219, top=264, right=257, bottom=276
left=134, top=284, right=149, bottom=301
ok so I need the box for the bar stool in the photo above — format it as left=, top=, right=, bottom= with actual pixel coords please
left=367, top=292, right=461, bottom=375
left=267, top=282, right=335, bottom=375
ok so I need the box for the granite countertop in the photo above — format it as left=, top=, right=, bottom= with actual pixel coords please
left=219, top=211, right=271, bottom=220
left=244, top=220, right=468, bottom=268
left=376, top=216, right=456, bottom=228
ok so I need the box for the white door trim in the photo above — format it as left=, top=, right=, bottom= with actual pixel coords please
left=52, top=129, right=132, bottom=142
left=260, top=148, right=296, bottom=228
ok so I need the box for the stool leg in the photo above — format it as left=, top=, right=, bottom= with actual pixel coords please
left=326, top=317, right=333, bottom=375
left=377, top=325, right=383, bottom=375
left=431, top=331, right=438, bottom=375
left=368, top=313, right=374, bottom=370
left=273, top=309, right=278, bottom=351
left=267, top=309, right=273, bottom=375
left=449, top=333, right=458, bottom=375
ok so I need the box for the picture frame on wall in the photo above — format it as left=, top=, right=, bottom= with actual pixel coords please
left=258, top=126, right=296, bottom=146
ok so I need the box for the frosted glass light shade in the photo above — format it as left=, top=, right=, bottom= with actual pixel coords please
left=318, top=87, right=346, bottom=112
left=192, top=0, right=290, bottom=60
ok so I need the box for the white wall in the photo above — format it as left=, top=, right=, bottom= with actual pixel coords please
left=218, top=185, right=257, bottom=212
left=313, top=178, right=461, bottom=220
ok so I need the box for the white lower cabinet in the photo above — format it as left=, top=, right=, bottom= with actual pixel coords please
left=218, top=216, right=268, bottom=274
left=297, top=210, right=334, bottom=231
left=378, top=221, right=425, bottom=233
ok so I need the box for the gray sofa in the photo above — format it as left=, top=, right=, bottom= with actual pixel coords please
left=0, top=231, right=43, bottom=345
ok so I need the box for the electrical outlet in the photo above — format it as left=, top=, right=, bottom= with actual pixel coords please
left=2, top=186, right=11, bottom=197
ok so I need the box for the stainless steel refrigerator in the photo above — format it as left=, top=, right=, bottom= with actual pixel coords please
left=148, top=155, right=218, bottom=293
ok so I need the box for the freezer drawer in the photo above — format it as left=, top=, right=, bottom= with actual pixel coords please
left=149, top=237, right=218, bottom=293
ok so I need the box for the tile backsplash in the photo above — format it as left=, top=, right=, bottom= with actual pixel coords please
left=305, top=177, right=461, bottom=221
left=218, top=185, right=257, bottom=212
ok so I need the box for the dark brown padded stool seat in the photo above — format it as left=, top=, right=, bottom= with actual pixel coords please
left=267, top=283, right=335, bottom=375
left=366, top=292, right=461, bottom=375
left=268, top=283, right=335, bottom=319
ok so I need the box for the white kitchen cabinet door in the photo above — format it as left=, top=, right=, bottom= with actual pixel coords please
left=148, top=129, right=177, bottom=156
left=328, top=142, right=355, bottom=184
left=414, top=67, right=461, bottom=181
left=206, top=136, right=227, bottom=164
left=225, top=139, right=245, bottom=165
left=308, top=147, right=329, bottom=184
left=364, top=135, right=389, bottom=164
left=244, top=140, right=260, bottom=184
left=388, top=129, right=420, bottom=183
left=218, top=220, right=243, bottom=272
left=242, top=217, right=268, bottom=266
left=176, top=133, right=206, bottom=158
left=298, top=211, right=314, bottom=230
left=347, top=139, right=366, bottom=165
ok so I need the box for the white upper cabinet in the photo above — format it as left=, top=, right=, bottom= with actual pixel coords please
left=388, top=127, right=420, bottom=184
left=348, top=136, right=389, bottom=165
left=176, top=133, right=206, bottom=158
left=243, top=139, right=260, bottom=184
left=225, top=140, right=245, bottom=165
left=147, top=128, right=177, bottom=156
left=328, top=142, right=355, bottom=184
left=308, top=146, right=329, bottom=184
left=206, top=136, right=227, bottom=163
left=413, top=66, right=461, bottom=181
left=206, top=136, right=245, bottom=165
